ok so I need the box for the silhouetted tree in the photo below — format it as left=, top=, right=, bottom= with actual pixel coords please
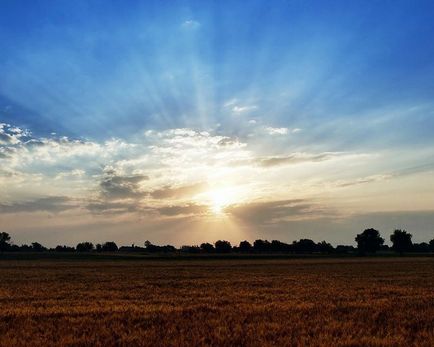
left=101, top=242, right=118, bottom=252
left=390, top=229, right=412, bottom=254
left=20, top=244, right=33, bottom=252
left=181, top=245, right=201, bottom=253
left=412, top=242, right=430, bottom=252
left=95, top=243, right=102, bottom=252
left=31, top=242, right=47, bottom=252
left=144, top=241, right=176, bottom=253
left=76, top=242, right=94, bottom=252
left=335, top=245, right=355, bottom=254
left=55, top=245, right=75, bottom=252
left=200, top=242, right=215, bottom=253
left=161, top=245, right=176, bottom=253
left=317, top=241, right=334, bottom=254
left=270, top=240, right=291, bottom=252
left=355, top=228, right=384, bottom=255
left=0, top=232, right=11, bottom=253
left=144, top=241, right=159, bottom=253
left=253, top=239, right=271, bottom=252
left=239, top=240, right=253, bottom=252
left=215, top=240, right=232, bottom=253
left=292, top=239, right=317, bottom=253
left=430, top=239, right=434, bottom=252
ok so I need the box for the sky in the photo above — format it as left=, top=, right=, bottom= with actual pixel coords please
left=1, top=0, right=434, bottom=247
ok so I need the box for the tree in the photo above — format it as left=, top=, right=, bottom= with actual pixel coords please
left=292, top=239, right=317, bottom=253
left=317, top=241, right=334, bottom=254
left=412, top=242, right=430, bottom=253
left=253, top=239, right=271, bottom=252
left=101, top=242, right=118, bottom=252
left=0, top=232, right=11, bottom=253
left=31, top=242, right=47, bottom=252
left=430, top=239, right=434, bottom=252
left=239, top=240, right=252, bottom=252
left=76, top=242, right=94, bottom=252
left=55, top=245, right=75, bottom=252
left=200, top=242, right=215, bottom=253
left=355, top=228, right=384, bottom=254
left=215, top=240, right=232, bottom=253
left=390, top=229, right=412, bottom=254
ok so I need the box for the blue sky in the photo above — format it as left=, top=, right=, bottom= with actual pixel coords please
left=1, top=1, right=434, bottom=246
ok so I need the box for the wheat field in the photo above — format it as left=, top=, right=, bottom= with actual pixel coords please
left=0, top=257, right=433, bottom=346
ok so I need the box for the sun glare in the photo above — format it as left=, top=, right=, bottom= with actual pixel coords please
left=205, top=187, right=238, bottom=215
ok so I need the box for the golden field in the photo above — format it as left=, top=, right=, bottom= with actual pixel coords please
left=0, top=256, right=433, bottom=346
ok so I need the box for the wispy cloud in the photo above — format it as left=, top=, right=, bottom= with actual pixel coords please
left=0, top=196, right=77, bottom=214
left=181, top=19, right=200, bottom=30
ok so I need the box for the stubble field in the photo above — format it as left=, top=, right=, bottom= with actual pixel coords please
left=0, top=256, right=433, bottom=346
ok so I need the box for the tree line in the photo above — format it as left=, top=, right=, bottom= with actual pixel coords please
left=1, top=229, right=433, bottom=255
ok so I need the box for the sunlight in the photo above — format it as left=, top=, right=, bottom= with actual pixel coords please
left=204, top=187, right=239, bottom=215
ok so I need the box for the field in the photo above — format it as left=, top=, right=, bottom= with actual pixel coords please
left=0, top=257, right=433, bottom=346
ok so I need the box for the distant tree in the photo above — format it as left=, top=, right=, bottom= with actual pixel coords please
left=412, top=242, right=430, bottom=253
left=181, top=245, right=201, bottom=253
left=390, top=229, right=412, bottom=254
left=76, top=242, right=94, bottom=252
left=19, top=244, right=33, bottom=252
left=239, top=240, right=252, bottom=252
left=144, top=241, right=159, bottom=253
left=0, top=232, right=11, bottom=253
left=101, top=242, right=118, bottom=252
left=162, top=245, right=176, bottom=253
left=31, top=242, right=47, bottom=252
left=253, top=239, right=271, bottom=252
left=430, top=239, right=434, bottom=252
left=317, top=241, right=334, bottom=254
left=270, top=240, right=291, bottom=252
left=95, top=243, right=102, bottom=252
left=215, top=240, right=232, bottom=253
left=55, top=245, right=75, bottom=252
left=355, top=228, right=384, bottom=255
left=335, top=245, right=355, bottom=254
left=292, top=239, right=317, bottom=253
left=200, top=242, right=215, bottom=253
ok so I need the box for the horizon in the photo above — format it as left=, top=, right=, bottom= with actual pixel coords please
left=1, top=0, right=434, bottom=247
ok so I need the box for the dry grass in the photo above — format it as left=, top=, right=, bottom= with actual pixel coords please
left=0, top=257, right=433, bottom=346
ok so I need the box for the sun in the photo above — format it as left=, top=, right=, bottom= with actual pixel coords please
left=205, top=187, right=238, bottom=215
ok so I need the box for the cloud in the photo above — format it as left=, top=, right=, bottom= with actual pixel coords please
left=232, top=153, right=336, bottom=168
left=157, top=203, right=209, bottom=217
left=99, top=169, right=149, bottom=200
left=0, top=196, right=76, bottom=214
left=226, top=199, right=324, bottom=225
left=265, top=127, right=301, bottom=135
left=182, top=19, right=200, bottom=29
left=0, top=124, right=29, bottom=145
left=150, top=182, right=206, bottom=199
left=232, top=105, right=258, bottom=114
left=336, top=174, right=392, bottom=188
left=265, top=127, right=288, bottom=135
left=85, top=200, right=143, bottom=215
left=258, top=153, right=334, bottom=167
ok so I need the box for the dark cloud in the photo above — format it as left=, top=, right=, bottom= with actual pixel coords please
left=150, top=182, right=206, bottom=199
left=100, top=170, right=149, bottom=199
left=231, top=153, right=335, bottom=168
left=225, top=199, right=323, bottom=225
left=157, top=204, right=209, bottom=216
left=86, top=200, right=144, bottom=215
left=257, top=153, right=333, bottom=167
left=0, top=196, right=76, bottom=214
